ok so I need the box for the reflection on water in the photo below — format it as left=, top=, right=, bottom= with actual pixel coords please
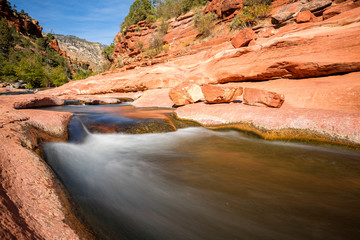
left=43, top=105, right=360, bottom=240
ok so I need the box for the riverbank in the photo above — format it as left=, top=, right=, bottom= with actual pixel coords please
left=0, top=94, right=94, bottom=239
left=1, top=0, right=360, bottom=237
left=0, top=88, right=358, bottom=238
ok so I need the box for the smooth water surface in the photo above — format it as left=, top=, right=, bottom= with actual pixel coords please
left=43, top=104, right=360, bottom=240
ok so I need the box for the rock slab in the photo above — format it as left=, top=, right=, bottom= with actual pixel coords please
left=169, top=81, right=204, bottom=106
left=231, top=28, right=257, bottom=48
left=202, top=84, right=243, bottom=103
left=243, top=88, right=285, bottom=108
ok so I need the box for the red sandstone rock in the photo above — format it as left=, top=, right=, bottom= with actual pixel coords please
left=243, top=88, right=285, bottom=108
left=204, top=0, right=243, bottom=18
left=202, top=84, right=243, bottom=103
left=296, top=11, right=318, bottom=23
left=49, top=39, right=61, bottom=52
left=271, top=11, right=295, bottom=25
left=174, top=102, right=360, bottom=146
left=169, top=81, right=204, bottom=106
left=301, top=0, right=333, bottom=12
left=132, top=89, right=174, bottom=108
left=322, top=0, right=360, bottom=20
left=4, top=94, right=65, bottom=109
left=205, top=9, right=360, bottom=83
left=0, top=1, right=43, bottom=38
left=0, top=93, right=92, bottom=239
left=231, top=28, right=256, bottom=48
left=258, top=27, right=276, bottom=38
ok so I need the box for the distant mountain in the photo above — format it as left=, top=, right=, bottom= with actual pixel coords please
left=53, top=34, right=108, bottom=72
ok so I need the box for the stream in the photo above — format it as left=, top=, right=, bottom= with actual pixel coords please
left=43, top=103, right=360, bottom=240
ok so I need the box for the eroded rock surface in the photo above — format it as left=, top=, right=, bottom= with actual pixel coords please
left=0, top=94, right=92, bottom=239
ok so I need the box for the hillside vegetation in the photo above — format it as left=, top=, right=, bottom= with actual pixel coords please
left=0, top=1, right=95, bottom=88
left=121, top=0, right=209, bottom=31
left=0, top=18, right=70, bottom=88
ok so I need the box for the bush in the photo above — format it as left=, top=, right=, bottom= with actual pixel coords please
left=194, top=12, right=218, bottom=37
left=146, top=33, right=164, bottom=58
left=230, top=0, right=270, bottom=30
left=102, top=42, right=115, bottom=61
left=159, top=19, right=169, bottom=35
left=17, top=55, right=47, bottom=88
left=154, top=0, right=208, bottom=20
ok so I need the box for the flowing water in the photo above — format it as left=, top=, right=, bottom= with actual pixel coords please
left=43, top=104, right=360, bottom=240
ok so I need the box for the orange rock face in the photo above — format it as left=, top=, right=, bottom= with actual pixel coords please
left=204, top=0, right=243, bottom=18
left=202, top=84, right=243, bottom=103
left=169, top=81, right=204, bottom=106
left=243, top=88, right=285, bottom=108
left=296, top=10, right=318, bottom=23
left=231, top=28, right=257, bottom=48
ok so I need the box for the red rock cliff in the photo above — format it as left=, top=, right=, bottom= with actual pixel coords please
left=0, top=0, right=43, bottom=38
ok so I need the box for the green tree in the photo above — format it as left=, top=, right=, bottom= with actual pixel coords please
left=121, top=0, right=155, bottom=30
left=47, top=65, right=68, bottom=86
left=0, top=18, right=14, bottom=56
left=102, top=42, right=115, bottom=61
left=17, top=56, right=46, bottom=88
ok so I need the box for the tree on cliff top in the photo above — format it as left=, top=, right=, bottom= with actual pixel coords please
left=121, top=0, right=155, bottom=31
left=121, top=0, right=209, bottom=31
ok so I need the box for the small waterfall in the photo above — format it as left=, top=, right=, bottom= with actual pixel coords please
left=43, top=106, right=360, bottom=240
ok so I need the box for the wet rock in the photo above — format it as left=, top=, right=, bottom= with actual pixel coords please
left=202, top=84, right=243, bottom=104
left=296, top=10, right=318, bottom=23
left=6, top=94, right=65, bottom=109
left=169, top=81, right=204, bottom=106
left=231, top=28, right=257, bottom=48
left=174, top=102, right=360, bottom=146
left=243, top=88, right=285, bottom=108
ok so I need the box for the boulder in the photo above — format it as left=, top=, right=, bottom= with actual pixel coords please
left=301, top=0, right=333, bottom=12
left=202, top=84, right=243, bottom=104
left=9, top=95, right=65, bottom=109
left=231, top=28, right=257, bottom=48
left=296, top=10, right=318, bottom=23
left=169, top=81, right=204, bottom=106
left=271, top=11, right=295, bottom=25
left=243, top=88, right=285, bottom=108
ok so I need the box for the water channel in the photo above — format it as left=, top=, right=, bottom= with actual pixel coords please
left=43, top=103, right=360, bottom=240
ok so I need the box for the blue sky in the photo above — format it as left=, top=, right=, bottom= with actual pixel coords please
left=10, top=0, right=134, bottom=45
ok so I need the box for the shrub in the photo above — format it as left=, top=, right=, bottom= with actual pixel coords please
left=159, top=19, right=169, bottom=35
left=163, top=44, right=170, bottom=52
left=146, top=33, right=164, bottom=58
left=230, top=0, right=270, bottom=30
left=194, top=12, right=218, bottom=37
left=102, top=42, right=115, bottom=61
left=136, top=41, right=144, bottom=51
